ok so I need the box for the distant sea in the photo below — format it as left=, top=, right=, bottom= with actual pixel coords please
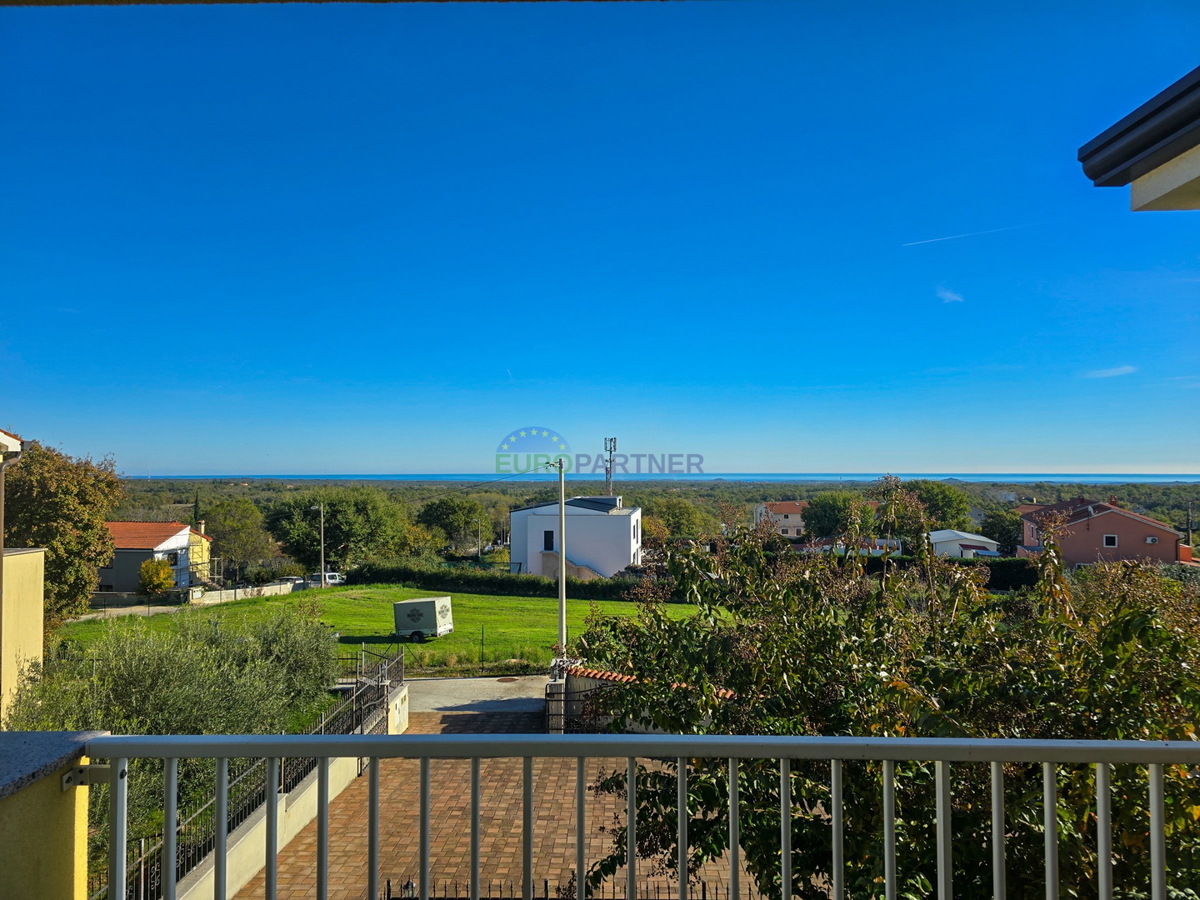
left=143, top=473, right=1200, bottom=484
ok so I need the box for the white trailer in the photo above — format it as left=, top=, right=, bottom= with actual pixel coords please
left=393, top=596, right=454, bottom=642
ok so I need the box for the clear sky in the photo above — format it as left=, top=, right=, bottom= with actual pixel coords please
left=2, top=2, right=1198, bottom=475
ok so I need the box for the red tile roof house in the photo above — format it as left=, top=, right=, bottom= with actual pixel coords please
left=97, top=522, right=195, bottom=594
left=753, top=501, right=809, bottom=536
left=1016, top=497, right=1194, bottom=568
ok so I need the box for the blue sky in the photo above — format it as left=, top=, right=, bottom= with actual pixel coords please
left=2, top=2, right=1198, bottom=475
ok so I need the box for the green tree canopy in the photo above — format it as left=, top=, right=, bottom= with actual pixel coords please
left=204, top=497, right=277, bottom=574
left=642, top=496, right=715, bottom=537
left=574, top=526, right=1200, bottom=899
left=268, top=487, right=435, bottom=570
left=799, top=491, right=872, bottom=538
left=4, top=440, right=124, bottom=624
left=907, top=479, right=973, bottom=530
left=980, top=508, right=1024, bottom=555
left=417, top=495, right=493, bottom=551
left=137, top=558, right=175, bottom=597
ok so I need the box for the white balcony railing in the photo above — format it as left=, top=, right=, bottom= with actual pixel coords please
left=86, top=733, right=1200, bottom=900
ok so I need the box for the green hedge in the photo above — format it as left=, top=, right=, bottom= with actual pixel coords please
left=347, top=561, right=637, bottom=601
left=863, top=554, right=1039, bottom=591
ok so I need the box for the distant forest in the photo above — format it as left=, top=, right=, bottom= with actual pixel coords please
left=115, top=476, right=1200, bottom=535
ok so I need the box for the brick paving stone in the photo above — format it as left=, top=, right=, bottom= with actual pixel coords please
left=234, top=712, right=744, bottom=900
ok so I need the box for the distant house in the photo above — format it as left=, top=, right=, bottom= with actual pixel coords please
left=753, top=501, right=808, bottom=536
left=189, top=521, right=213, bottom=584
left=509, top=496, right=642, bottom=579
left=98, top=522, right=194, bottom=593
left=1017, top=498, right=1192, bottom=568
left=928, top=529, right=1001, bottom=559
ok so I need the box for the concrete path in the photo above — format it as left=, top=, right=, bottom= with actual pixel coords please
left=406, top=675, right=548, bottom=714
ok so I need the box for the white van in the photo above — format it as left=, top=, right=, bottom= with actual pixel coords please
left=307, top=572, right=346, bottom=586
left=393, top=596, right=454, bottom=642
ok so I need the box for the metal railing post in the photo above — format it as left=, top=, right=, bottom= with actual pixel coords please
left=780, top=759, right=791, bottom=900
left=677, top=758, right=688, bottom=900
left=991, top=761, right=1005, bottom=900
left=1043, top=763, right=1058, bottom=900
left=317, top=757, right=330, bottom=900
left=163, top=758, right=178, bottom=900
left=369, top=757, right=381, bottom=900
left=627, top=758, right=637, bottom=900
left=1096, top=763, right=1111, bottom=900
left=1150, top=763, right=1166, bottom=900
left=935, top=760, right=951, bottom=900
left=110, top=758, right=129, bottom=900
left=524, top=757, right=534, bottom=900
left=883, top=760, right=896, bottom=900
left=577, top=757, right=587, bottom=900
left=472, top=758, right=481, bottom=900
left=216, top=757, right=229, bottom=900
left=728, top=759, right=739, bottom=900
left=266, top=757, right=279, bottom=900
left=831, top=760, right=843, bottom=900
left=420, top=757, right=431, bottom=900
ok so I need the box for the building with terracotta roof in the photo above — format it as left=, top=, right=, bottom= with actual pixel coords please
left=753, top=500, right=809, bottom=536
left=1017, top=498, right=1192, bottom=568
left=97, top=522, right=194, bottom=593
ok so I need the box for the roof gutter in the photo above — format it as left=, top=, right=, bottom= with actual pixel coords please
left=1078, top=65, right=1200, bottom=187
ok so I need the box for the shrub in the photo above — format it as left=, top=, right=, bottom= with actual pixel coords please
left=348, top=558, right=639, bottom=601
left=863, top=553, right=1037, bottom=590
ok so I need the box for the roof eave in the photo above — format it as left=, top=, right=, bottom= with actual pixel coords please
left=1079, top=65, right=1200, bottom=187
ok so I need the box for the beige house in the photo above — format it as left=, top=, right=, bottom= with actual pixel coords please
left=752, top=501, right=808, bottom=536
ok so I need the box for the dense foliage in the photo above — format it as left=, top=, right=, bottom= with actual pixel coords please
left=7, top=605, right=339, bottom=868
left=4, top=440, right=124, bottom=624
left=267, top=487, right=437, bottom=570
left=574, top=525, right=1200, bottom=899
left=203, top=497, right=278, bottom=577
left=417, top=495, right=494, bottom=551
left=349, top=559, right=639, bottom=602
left=137, top=557, right=175, bottom=597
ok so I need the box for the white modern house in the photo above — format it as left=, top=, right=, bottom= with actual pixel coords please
left=509, top=496, right=642, bottom=579
left=928, top=529, right=1001, bottom=559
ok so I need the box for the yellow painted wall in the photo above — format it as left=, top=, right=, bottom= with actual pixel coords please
left=0, top=758, right=89, bottom=900
left=1, top=549, right=45, bottom=721
left=188, top=532, right=211, bottom=584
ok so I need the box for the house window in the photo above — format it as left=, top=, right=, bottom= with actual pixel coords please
left=167, top=552, right=180, bottom=566
left=543, top=530, right=554, bottom=552
left=1103, top=535, right=1118, bottom=548
left=783, top=514, right=789, bottom=519
left=781, top=528, right=789, bottom=535
left=98, top=584, right=113, bottom=593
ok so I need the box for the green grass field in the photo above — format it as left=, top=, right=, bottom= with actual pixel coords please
left=59, top=586, right=691, bottom=674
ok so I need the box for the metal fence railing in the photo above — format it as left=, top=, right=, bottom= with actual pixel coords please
left=87, top=732, right=1200, bottom=900
left=88, top=647, right=404, bottom=900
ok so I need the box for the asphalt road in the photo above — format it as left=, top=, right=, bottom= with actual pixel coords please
left=405, top=675, right=548, bottom=713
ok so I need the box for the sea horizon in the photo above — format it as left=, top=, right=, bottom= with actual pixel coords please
left=131, top=472, right=1200, bottom=484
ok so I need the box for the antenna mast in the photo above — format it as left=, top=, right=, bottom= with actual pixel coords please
left=604, top=437, right=617, bottom=496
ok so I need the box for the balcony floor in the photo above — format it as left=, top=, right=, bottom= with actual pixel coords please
left=234, top=711, right=742, bottom=900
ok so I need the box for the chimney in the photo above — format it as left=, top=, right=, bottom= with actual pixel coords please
left=1107, top=495, right=1119, bottom=507
left=198, top=520, right=205, bottom=535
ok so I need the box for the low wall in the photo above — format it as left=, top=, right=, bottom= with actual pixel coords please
left=177, top=682, right=408, bottom=900
left=195, top=583, right=302, bottom=605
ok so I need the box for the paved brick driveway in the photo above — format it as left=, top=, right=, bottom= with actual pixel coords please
left=235, top=711, right=739, bottom=900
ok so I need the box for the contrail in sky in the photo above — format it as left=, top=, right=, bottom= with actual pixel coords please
left=902, top=224, right=1033, bottom=246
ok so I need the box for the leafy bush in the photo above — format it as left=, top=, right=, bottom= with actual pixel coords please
left=576, top=529, right=1200, bottom=899
left=6, top=605, right=339, bottom=869
left=349, top=558, right=639, bottom=601
left=863, top=553, right=1038, bottom=590
left=137, top=558, right=176, bottom=597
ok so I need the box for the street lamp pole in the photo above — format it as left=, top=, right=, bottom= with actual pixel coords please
left=547, top=458, right=567, bottom=651
left=311, top=502, right=325, bottom=587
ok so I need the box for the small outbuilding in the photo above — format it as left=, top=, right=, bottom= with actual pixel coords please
left=928, top=529, right=1001, bottom=559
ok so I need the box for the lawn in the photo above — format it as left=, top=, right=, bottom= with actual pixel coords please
left=58, top=586, right=693, bottom=674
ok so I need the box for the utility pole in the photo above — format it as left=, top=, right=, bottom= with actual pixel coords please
left=477, top=519, right=482, bottom=563
left=604, top=437, right=617, bottom=497
left=1189, top=500, right=1194, bottom=547
left=311, top=502, right=325, bottom=587
left=548, top=458, right=567, bottom=651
